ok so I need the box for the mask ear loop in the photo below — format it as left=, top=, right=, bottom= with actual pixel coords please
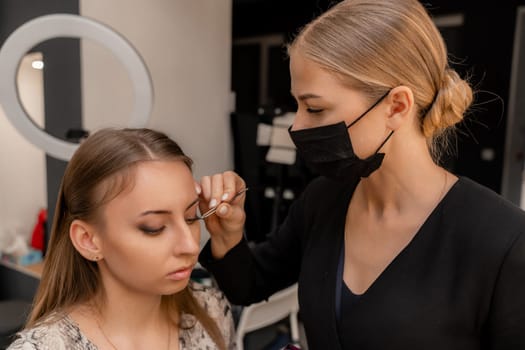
left=373, top=130, right=394, bottom=154
left=347, top=89, right=392, bottom=128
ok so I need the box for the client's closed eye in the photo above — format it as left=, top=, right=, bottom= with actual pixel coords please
left=139, top=225, right=165, bottom=235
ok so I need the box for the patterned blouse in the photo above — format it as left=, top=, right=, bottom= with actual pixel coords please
left=7, top=281, right=236, bottom=350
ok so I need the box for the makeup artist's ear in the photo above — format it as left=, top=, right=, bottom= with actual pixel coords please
left=385, top=86, right=414, bottom=130
left=70, top=220, right=104, bottom=262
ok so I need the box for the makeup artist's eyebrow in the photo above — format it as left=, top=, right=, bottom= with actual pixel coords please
left=293, top=92, right=323, bottom=101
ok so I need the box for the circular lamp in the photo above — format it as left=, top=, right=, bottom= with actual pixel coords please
left=0, top=14, right=153, bottom=161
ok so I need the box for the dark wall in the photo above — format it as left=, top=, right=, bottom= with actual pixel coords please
left=0, top=0, right=80, bottom=301
left=232, top=0, right=464, bottom=39
left=232, top=0, right=525, bottom=193
left=0, top=0, right=81, bottom=253
left=454, top=5, right=518, bottom=193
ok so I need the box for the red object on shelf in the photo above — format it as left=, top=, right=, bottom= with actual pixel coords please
left=30, top=209, right=47, bottom=251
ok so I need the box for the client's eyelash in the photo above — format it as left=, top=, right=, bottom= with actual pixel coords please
left=139, top=226, right=165, bottom=235
left=185, top=217, right=200, bottom=225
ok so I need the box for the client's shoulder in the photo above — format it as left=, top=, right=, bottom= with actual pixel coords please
left=188, top=280, right=232, bottom=315
left=7, top=314, right=95, bottom=350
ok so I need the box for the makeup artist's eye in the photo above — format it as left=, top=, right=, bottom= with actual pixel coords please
left=306, top=107, right=324, bottom=114
left=139, top=225, right=165, bottom=235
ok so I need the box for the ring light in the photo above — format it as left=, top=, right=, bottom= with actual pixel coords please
left=0, top=14, right=153, bottom=161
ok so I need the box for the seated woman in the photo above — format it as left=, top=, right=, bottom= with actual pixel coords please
left=8, top=128, right=235, bottom=349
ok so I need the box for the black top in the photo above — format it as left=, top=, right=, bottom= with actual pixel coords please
left=335, top=244, right=361, bottom=323
left=200, top=176, right=525, bottom=350
left=339, top=284, right=362, bottom=348
left=336, top=245, right=363, bottom=349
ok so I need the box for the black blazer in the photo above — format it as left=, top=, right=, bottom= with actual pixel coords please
left=200, top=176, right=525, bottom=349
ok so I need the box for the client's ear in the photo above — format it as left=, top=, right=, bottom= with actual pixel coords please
left=70, top=220, right=104, bottom=262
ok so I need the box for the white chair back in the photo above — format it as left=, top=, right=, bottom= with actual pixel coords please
left=235, top=283, right=300, bottom=350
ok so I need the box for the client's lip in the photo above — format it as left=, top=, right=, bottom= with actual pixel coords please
left=166, top=265, right=194, bottom=281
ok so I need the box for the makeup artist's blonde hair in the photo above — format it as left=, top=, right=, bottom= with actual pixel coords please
left=289, top=0, right=473, bottom=162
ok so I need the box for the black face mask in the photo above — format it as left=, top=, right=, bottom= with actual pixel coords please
left=288, top=91, right=393, bottom=181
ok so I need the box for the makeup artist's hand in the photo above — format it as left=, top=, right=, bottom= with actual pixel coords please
left=198, top=171, right=247, bottom=259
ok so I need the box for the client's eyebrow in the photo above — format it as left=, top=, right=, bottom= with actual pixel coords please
left=139, top=198, right=199, bottom=217
left=139, top=210, right=171, bottom=216
left=186, top=198, right=199, bottom=211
